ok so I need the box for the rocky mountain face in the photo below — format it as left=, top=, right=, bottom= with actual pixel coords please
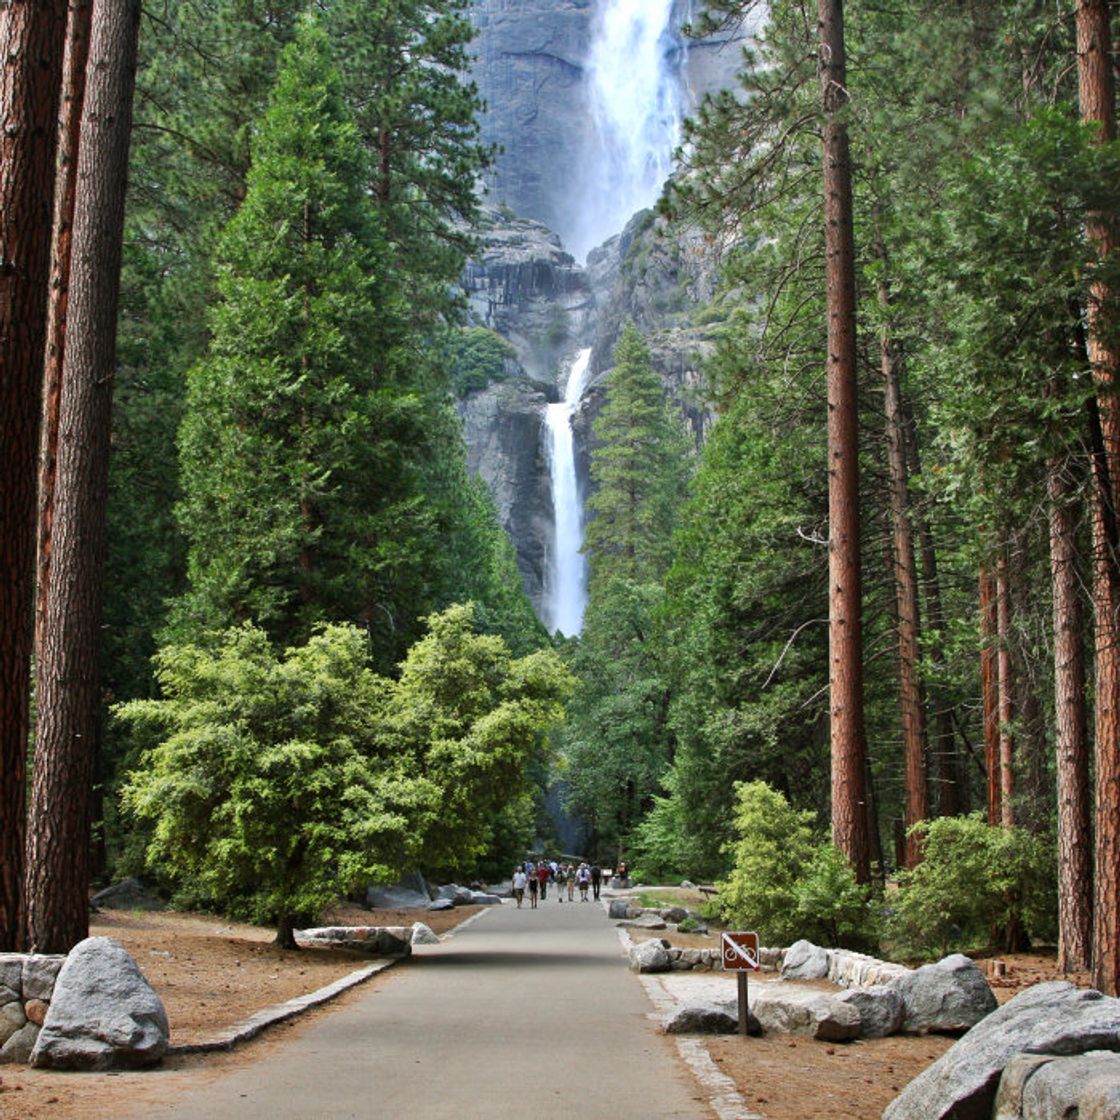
left=458, top=204, right=724, bottom=613
left=459, top=0, right=746, bottom=616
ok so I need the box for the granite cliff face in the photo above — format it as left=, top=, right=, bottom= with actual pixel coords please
left=460, top=0, right=746, bottom=617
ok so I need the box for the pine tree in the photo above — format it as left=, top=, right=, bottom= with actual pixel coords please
left=174, top=16, right=435, bottom=658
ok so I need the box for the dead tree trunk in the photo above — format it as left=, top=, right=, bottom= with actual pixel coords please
left=24, top=0, right=142, bottom=954
left=0, top=0, right=68, bottom=951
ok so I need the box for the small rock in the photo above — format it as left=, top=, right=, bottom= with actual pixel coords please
left=427, top=899, right=454, bottom=912
left=468, top=892, right=502, bottom=906
left=680, top=880, right=697, bottom=890
left=23, top=1000, right=47, bottom=1028
left=619, top=916, right=667, bottom=931
left=22, top=956, right=64, bottom=1002
left=608, top=899, right=630, bottom=919
left=410, top=923, right=440, bottom=946
left=1, top=1022, right=39, bottom=1064
left=628, top=940, right=670, bottom=974
left=663, top=1004, right=761, bottom=1035
left=781, top=939, right=831, bottom=981
left=659, top=906, right=688, bottom=924
left=0, top=1001, right=26, bottom=1047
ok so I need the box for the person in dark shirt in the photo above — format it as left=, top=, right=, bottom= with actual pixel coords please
left=590, top=863, right=602, bottom=900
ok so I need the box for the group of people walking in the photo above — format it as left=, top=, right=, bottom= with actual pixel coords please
left=511, top=859, right=602, bottom=908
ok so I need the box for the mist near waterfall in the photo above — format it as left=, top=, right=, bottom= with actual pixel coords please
left=569, top=0, right=685, bottom=261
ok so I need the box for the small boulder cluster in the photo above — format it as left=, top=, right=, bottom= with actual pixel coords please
left=367, top=873, right=501, bottom=912
left=2, top=937, right=168, bottom=1071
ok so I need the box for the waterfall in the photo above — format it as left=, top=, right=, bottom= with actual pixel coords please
left=570, top=0, right=685, bottom=260
left=544, top=348, right=593, bottom=636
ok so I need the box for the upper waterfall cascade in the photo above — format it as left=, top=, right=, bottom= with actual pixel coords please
left=571, top=0, right=686, bottom=262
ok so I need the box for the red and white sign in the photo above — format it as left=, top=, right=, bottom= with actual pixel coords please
left=722, top=931, right=761, bottom=971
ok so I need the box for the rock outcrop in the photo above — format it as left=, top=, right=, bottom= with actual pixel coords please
left=30, top=938, right=168, bottom=1070
left=883, top=982, right=1120, bottom=1120
left=294, top=927, right=413, bottom=957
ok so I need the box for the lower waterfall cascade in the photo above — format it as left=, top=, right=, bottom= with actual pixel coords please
left=543, top=348, right=593, bottom=636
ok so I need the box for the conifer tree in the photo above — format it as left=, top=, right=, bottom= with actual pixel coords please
left=174, top=16, right=436, bottom=659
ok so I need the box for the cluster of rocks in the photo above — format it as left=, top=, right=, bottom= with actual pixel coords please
left=630, top=940, right=724, bottom=974
left=885, top=981, right=1120, bottom=1119
left=367, top=873, right=501, bottom=912
left=0, top=951, right=64, bottom=1063
left=2, top=937, right=168, bottom=1070
left=649, top=936, right=997, bottom=1043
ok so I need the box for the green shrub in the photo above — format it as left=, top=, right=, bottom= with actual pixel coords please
left=445, top=328, right=516, bottom=396
left=716, top=781, right=878, bottom=948
left=885, top=814, right=1057, bottom=958
left=677, top=916, right=702, bottom=933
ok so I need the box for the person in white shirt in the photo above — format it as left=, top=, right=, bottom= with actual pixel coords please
left=512, top=867, right=527, bottom=908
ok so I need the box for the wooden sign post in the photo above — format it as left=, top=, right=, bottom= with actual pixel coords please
left=722, top=931, right=761, bottom=1036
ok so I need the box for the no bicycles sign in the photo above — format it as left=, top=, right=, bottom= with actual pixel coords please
left=722, top=931, right=761, bottom=972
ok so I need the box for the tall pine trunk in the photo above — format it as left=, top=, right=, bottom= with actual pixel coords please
left=25, top=0, right=141, bottom=954
left=36, top=0, right=93, bottom=662
left=875, top=222, right=928, bottom=867
left=979, top=566, right=1002, bottom=826
left=996, top=553, right=1015, bottom=828
left=0, top=0, right=68, bottom=951
left=1048, top=455, right=1092, bottom=971
left=820, top=0, right=869, bottom=881
left=1077, top=0, right=1120, bottom=996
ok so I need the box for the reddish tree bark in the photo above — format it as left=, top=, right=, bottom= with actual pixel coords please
left=36, top=0, right=93, bottom=663
left=979, top=566, right=1001, bottom=827
left=995, top=554, right=1015, bottom=828
left=875, top=231, right=928, bottom=869
left=0, top=0, right=68, bottom=951
left=819, top=0, right=870, bottom=882
left=24, top=0, right=142, bottom=954
left=1077, top=0, right=1120, bottom=996
left=1048, top=457, right=1092, bottom=972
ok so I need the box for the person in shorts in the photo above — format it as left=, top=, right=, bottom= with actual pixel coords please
left=528, top=869, right=539, bottom=908
left=512, top=867, right=527, bottom=908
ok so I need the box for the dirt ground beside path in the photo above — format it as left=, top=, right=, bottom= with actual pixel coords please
left=0, top=896, right=1096, bottom=1120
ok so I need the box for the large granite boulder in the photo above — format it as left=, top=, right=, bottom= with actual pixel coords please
left=427, top=898, right=455, bottom=912
left=295, top=927, right=413, bottom=957
left=367, top=871, right=432, bottom=909
left=883, top=982, right=1120, bottom=1120
left=434, top=885, right=475, bottom=906
left=749, top=987, right=861, bottom=1043
left=469, top=892, right=502, bottom=906
left=994, top=1051, right=1120, bottom=1119
left=890, top=954, right=997, bottom=1035
left=835, top=985, right=906, bottom=1039
left=608, top=898, right=631, bottom=919
left=411, top=923, right=441, bottom=947
left=629, top=939, right=671, bottom=974
left=782, top=939, right=831, bottom=981
left=30, top=938, right=168, bottom=1070
left=664, top=1004, right=761, bottom=1036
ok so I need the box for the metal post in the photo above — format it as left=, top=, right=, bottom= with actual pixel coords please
left=738, top=970, right=749, bottom=1035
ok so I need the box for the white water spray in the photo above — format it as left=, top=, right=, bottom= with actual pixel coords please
left=571, top=0, right=685, bottom=260
left=544, top=348, right=593, bottom=636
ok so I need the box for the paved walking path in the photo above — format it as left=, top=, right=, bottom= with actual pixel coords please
left=148, top=896, right=711, bottom=1119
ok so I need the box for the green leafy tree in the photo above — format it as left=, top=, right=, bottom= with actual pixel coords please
left=119, top=624, right=434, bottom=947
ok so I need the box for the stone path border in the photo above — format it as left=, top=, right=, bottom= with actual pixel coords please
left=167, top=906, right=495, bottom=1057
left=614, top=922, right=762, bottom=1120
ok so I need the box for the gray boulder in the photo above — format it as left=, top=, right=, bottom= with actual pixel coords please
left=619, top=915, right=668, bottom=931
left=883, top=981, right=1120, bottom=1120
left=410, top=923, right=441, bottom=947
left=30, top=937, right=168, bottom=1070
left=629, top=940, right=671, bottom=974
left=22, top=955, right=65, bottom=1002
left=836, top=985, right=906, bottom=1039
left=2, top=1022, right=39, bottom=1064
left=608, top=898, right=631, bottom=920
left=435, top=884, right=474, bottom=906
left=659, top=907, right=689, bottom=924
left=782, top=939, right=831, bottom=981
left=427, top=898, right=455, bottom=912
left=995, top=1051, right=1120, bottom=1120
left=890, top=953, right=997, bottom=1035
left=469, top=892, right=502, bottom=905
left=366, top=881, right=430, bottom=909
left=0, top=956, right=21, bottom=1003
left=664, top=1003, right=761, bottom=1036
left=0, top=1000, right=26, bottom=1047
left=749, top=986, right=861, bottom=1042
left=90, top=878, right=164, bottom=912
left=295, top=926, right=413, bottom=957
